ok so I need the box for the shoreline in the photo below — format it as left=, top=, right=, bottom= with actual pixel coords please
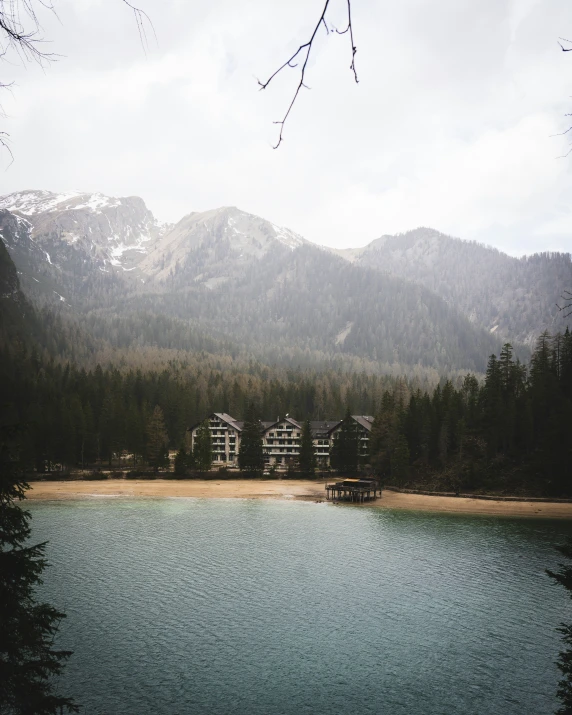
left=25, top=479, right=572, bottom=519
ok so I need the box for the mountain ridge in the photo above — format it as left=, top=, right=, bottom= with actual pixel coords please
left=1, top=188, right=568, bottom=375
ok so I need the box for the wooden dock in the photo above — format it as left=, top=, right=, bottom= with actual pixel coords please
left=325, top=478, right=380, bottom=503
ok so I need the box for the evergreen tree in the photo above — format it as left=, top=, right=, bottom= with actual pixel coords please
left=298, top=419, right=316, bottom=477
left=238, top=404, right=263, bottom=475
left=370, top=392, right=395, bottom=478
left=146, top=405, right=169, bottom=472
left=330, top=409, right=359, bottom=475
left=173, top=445, right=189, bottom=476
left=0, top=424, right=78, bottom=714
left=391, top=433, right=410, bottom=485
left=193, top=419, right=212, bottom=471
left=547, top=542, right=572, bottom=715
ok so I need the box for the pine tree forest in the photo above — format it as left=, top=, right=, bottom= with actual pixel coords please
left=1, top=323, right=571, bottom=494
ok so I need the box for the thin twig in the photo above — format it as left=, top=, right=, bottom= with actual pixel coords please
left=334, top=0, right=358, bottom=83
left=557, top=289, right=572, bottom=317
left=258, top=0, right=358, bottom=148
left=0, top=0, right=155, bottom=165
left=121, top=0, right=157, bottom=54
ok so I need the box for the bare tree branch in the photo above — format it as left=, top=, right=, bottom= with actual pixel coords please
left=0, top=0, right=58, bottom=67
left=557, top=289, right=572, bottom=318
left=121, top=0, right=157, bottom=55
left=0, top=129, right=13, bottom=165
left=0, top=0, right=154, bottom=164
left=258, top=0, right=358, bottom=149
left=334, top=0, right=358, bottom=83
left=555, top=39, right=572, bottom=156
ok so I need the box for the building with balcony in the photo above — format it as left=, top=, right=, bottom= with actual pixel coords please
left=189, top=413, right=374, bottom=469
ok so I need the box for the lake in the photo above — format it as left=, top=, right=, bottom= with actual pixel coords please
left=29, top=497, right=572, bottom=715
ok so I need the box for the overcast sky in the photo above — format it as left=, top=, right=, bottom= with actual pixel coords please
left=1, top=0, right=572, bottom=255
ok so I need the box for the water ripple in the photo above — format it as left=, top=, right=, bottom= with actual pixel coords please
left=29, top=498, right=572, bottom=715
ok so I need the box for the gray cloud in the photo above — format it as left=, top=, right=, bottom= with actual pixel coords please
left=1, top=0, right=571, bottom=255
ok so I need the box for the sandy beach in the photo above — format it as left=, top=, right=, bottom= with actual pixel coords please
left=25, top=479, right=572, bottom=518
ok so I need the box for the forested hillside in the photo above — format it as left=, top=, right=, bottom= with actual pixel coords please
left=342, top=227, right=572, bottom=346
left=0, top=194, right=508, bottom=376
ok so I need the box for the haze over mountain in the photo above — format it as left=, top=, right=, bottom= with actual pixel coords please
left=337, top=228, right=572, bottom=346
left=1, top=189, right=569, bottom=376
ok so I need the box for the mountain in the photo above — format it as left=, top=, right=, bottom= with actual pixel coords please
left=0, top=235, right=41, bottom=350
left=0, top=190, right=167, bottom=310
left=338, top=227, right=572, bottom=346
left=0, top=191, right=523, bottom=375
left=138, top=206, right=307, bottom=284
left=0, top=189, right=163, bottom=271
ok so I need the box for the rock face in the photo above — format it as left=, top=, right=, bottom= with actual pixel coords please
left=0, top=190, right=164, bottom=274
left=0, top=233, right=39, bottom=346
left=0, top=231, right=21, bottom=302
left=138, top=206, right=307, bottom=284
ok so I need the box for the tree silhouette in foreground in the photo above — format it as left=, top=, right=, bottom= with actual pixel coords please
left=547, top=542, right=572, bottom=715
left=0, top=424, right=77, bottom=714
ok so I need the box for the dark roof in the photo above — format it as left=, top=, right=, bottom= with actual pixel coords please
left=352, top=415, right=374, bottom=432
left=331, top=479, right=378, bottom=488
left=189, top=414, right=374, bottom=435
left=261, top=416, right=302, bottom=434
left=309, top=420, right=342, bottom=437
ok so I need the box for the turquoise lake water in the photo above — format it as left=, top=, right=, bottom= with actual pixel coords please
left=29, top=498, right=572, bottom=715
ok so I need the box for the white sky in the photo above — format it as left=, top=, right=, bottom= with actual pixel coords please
left=1, top=0, right=572, bottom=255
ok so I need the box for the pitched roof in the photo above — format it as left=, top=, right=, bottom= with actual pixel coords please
left=309, top=420, right=342, bottom=437
left=188, top=412, right=243, bottom=433
left=214, top=413, right=243, bottom=431
left=352, top=415, right=374, bottom=432
left=261, top=416, right=302, bottom=434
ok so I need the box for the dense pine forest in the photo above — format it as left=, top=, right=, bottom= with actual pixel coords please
left=1, top=325, right=571, bottom=496
left=370, top=332, right=572, bottom=496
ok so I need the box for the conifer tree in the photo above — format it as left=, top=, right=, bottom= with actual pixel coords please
left=298, top=419, right=316, bottom=477
left=330, top=409, right=359, bottom=475
left=193, top=419, right=212, bottom=471
left=146, top=405, right=169, bottom=471
left=370, top=392, right=395, bottom=478
left=174, top=444, right=188, bottom=476
left=238, top=404, right=264, bottom=475
left=547, top=543, right=572, bottom=715
left=0, top=424, right=78, bottom=714
left=391, top=433, right=410, bottom=484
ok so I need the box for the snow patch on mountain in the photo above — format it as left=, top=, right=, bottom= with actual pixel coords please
left=72, top=193, right=121, bottom=212
left=0, top=190, right=83, bottom=215
left=272, top=224, right=304, bottom=250
left=0, top=190, right=165, bottom=274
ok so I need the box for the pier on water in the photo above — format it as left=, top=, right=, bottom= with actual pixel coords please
left=325, top=479, right=380, bottom=503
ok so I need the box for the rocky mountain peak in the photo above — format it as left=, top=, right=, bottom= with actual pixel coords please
left=0, top=190, right=166, bottom=274
left=137, top=205, right=307, bottom=282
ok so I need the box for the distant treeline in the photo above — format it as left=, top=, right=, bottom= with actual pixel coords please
left=0, top=340, right=402, bottom=471
left=1, top=324, right=571, bottom=495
